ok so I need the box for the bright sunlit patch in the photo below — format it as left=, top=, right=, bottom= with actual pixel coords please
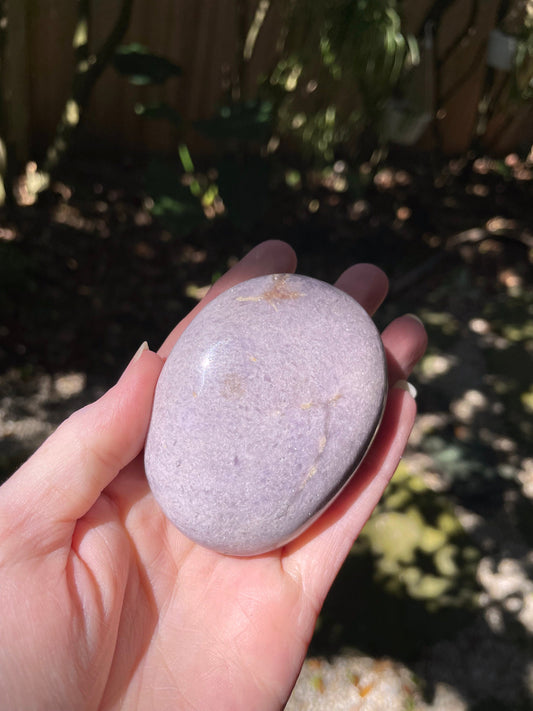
left=348, top=200, right=368, bottom=220
left=54, top=373, right=86, bottom=399
left=396, top=206, right=411, bottom=221
left=467, top=183, right=490, bottom=197
left=0, top=227, right=16, bottom=241
left=450, top=389, right=488, bottom=424
left=468, top=318, right=490, bottom=334
left=394, top=170, right=412, bottom=186
left=498, top=268, right=522, bottom=288
left=185, top=284, right=210, bottom=301
left=374, top=168, right=394, bottom=189
left=486, top=216, right=514, bottom=233
left=473, top=157, right=492, bottom=175
left=419, top=353, right=457, bottom=379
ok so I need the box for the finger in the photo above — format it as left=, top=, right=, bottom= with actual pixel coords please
left=381, top=314, right=427, bottom=385
left=0, top=346, right=163, bottom=555
left=69, top=493, right=130, bottom=638
left=334, top=263, right=389, bottom=315
left=158, top=239, right=297, bottom=358
left=282, top=386, right=416, bottom=607
left=334, top=265, right=426, bottom=386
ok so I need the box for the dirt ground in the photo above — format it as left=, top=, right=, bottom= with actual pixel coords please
left=1, top=147, right=532, bottom=709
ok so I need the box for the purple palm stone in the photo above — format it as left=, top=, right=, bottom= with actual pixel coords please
left=145, top=273, right=387, bottom=556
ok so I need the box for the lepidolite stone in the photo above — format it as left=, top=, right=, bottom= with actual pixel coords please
left=145, top=273, right=387, bottom=556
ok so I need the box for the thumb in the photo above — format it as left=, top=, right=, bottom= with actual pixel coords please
left=0, top=344, right=162, bottom=554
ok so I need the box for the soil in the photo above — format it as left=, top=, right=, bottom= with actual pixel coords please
left=1, top=146, right=532, bottom=709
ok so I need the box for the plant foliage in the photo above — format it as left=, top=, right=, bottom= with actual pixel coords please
left=195, top=100, right=273, bottom=143
left=113, top=43, right=182, bottom=85
left=269, top=0, right=419, bottom=160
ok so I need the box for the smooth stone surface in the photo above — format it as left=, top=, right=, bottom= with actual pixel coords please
left=145, top=273, right=387, bottom=556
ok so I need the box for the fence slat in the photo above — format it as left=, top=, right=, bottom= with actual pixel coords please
left=4, top=0, right=30, bottom=165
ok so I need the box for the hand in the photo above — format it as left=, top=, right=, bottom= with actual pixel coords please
left=0, top=240, right=427, bottom=711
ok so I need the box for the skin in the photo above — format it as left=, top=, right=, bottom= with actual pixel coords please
left=0, top=240, right=427, bottom=711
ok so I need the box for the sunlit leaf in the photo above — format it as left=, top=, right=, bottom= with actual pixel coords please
left=406, top=35, right=420, bottom=67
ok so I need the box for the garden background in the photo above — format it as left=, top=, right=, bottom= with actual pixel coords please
left=1, top=1, right=532, bottom=708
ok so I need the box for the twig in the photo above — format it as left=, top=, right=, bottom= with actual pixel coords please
left=74, top=0, right=91, bottom=67
left=234, top=0, right=248, bottom=100
left=439, top=0, right=480, bottom=67
left=389, top=225, right=533, bottom=296
left=439, top=40, right=488, bottom=105
left=388, top=250, right=450, bottom=296
left=42, top=0, right=135, bottom=177
left=419, top=0, right=455, bottom=36
left=244, top=0, right=271, bottom=61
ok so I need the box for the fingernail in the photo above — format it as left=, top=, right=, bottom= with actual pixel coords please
left=405, top=313, right=424, bottom=327
left=131, top=341, right=149, bottom=364
left=393, top=379, right=417, bottom=399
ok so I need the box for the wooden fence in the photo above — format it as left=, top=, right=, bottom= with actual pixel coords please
left=2, top=0, right=532, bottom=165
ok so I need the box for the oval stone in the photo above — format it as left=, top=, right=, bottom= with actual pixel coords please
left=145, top=273, right=387, bottom=556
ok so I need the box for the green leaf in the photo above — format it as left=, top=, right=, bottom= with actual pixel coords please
left=134, top=102, right=183, bottom=126
left=406, top=34, right=420, bottom=67
left=113, top=44, right=182, bottom=85
left=195, top=100, right=273, bottom=143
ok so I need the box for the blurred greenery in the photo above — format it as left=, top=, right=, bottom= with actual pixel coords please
left=514, top=5, right=533, bottom=100
left=143, top=158, right=207, bottom=233
left=112, top=43, right=182, bottom=85
left=269, top=0, right=419, bottom=160
left=195, top=100, right=274, bottom=143
left=312, top=463, right=480, bottom=662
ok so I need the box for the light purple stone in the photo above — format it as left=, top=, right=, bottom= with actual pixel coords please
left=145, top=273, right=387, bottom=556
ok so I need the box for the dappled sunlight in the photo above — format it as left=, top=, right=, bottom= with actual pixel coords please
left=287, top=652, right=443, bottom=711
left=0, top=368, right=93, bottom=476
left=355, top=462, right=479, bottom=611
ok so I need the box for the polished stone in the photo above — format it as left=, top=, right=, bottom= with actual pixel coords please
left=145, top=273, right=387, bottom=556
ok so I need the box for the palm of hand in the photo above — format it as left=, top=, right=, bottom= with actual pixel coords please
left=98, top=464, right=308, bottom=711
left=0, top=241, right=426, bottom=711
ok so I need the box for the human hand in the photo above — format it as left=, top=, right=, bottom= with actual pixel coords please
left=0, top=240, right=427, bottom=711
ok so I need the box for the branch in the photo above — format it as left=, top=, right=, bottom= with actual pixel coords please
left=389, top=225, right=533, bottom=296
left=419, top=0, right=455, bottom=36
left=496, top=0, right=513, bottom=28
left=90, top=0, right=134, bottom=82
left=244, top=0, right=271, bottom=61
left=439, top=40, right=487, bottom=105
left=42, top=0, right=135, bottom=176
left=73, top=0, right=91, bottom=67
left=234, top=0, right=248, bottom=100
left=439, top=0, right=479, bottom=67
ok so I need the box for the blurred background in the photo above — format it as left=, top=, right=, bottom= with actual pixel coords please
left=1, top=1, right=532, bottom=708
